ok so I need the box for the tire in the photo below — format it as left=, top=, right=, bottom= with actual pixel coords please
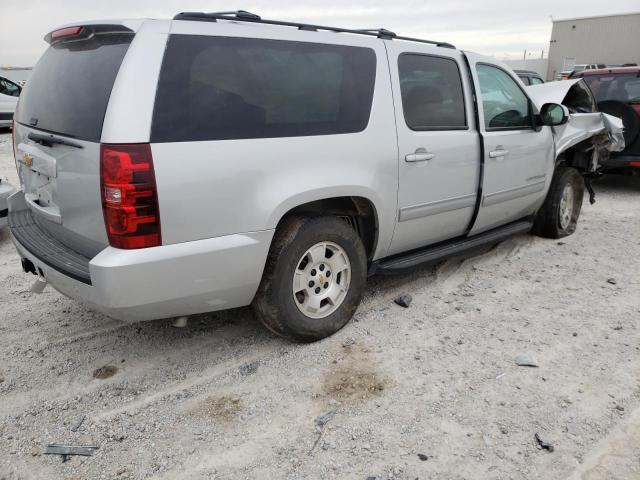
left=533, top=167, right=585, bottom=239
left=252, top=216, right=367, bottom=342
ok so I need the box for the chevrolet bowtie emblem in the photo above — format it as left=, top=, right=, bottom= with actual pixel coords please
left=22, top=152, right=33, bottom=167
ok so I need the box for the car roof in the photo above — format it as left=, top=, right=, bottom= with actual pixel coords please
left=513, top=70, right=540, bottom=76
left=573, top=66, right=640, bottom=77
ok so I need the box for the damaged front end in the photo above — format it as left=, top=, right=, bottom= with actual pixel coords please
left=528, top=79, right=625, bottom=167
left=527, top=79, right=626, bottom=202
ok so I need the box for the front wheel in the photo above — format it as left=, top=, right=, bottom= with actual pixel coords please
left=252, top=216, right=367, bottom=342
left=533, top=167, right=585, bottom=238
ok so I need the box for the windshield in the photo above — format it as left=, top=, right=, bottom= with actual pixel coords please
left=15, top=33, right=133, bottom=141
left=583, top=74, right=640, bottom=103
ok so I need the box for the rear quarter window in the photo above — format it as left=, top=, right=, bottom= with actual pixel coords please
left=151, top=35, right=377, bottom=142
left=15, top=34, right=132, bottom=142
left=398, top=54, right=467, bottom=130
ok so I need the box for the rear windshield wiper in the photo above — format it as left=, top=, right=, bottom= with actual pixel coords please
left=27, top=132, right=83, bottom=149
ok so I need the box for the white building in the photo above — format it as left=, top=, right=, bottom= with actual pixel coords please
left=547, top=12, right=640, bottom=81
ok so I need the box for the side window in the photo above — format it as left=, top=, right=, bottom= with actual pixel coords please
left=476, top=64, right=532, bottom=129
left=0, top=78, right=20, bottom=97
left=398, top=54, right=466, bottom=130
left=518, top=76, right=531, bottom=85
left=530, top=77, right=544, bottom=85
left=152, top=36, right=377, bottom=142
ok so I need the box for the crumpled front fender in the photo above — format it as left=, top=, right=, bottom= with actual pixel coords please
left=526, top=79, right=625, bottom=162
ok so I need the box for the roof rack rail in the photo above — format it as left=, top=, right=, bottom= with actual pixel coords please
left=172, top=11, right=456, bottom=49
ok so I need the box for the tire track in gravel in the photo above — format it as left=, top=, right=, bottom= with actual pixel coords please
left=0, top=312, right=276, bottom=417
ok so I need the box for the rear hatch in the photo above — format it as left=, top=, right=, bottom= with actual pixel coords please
left=13, top=25, right=134, bottom=258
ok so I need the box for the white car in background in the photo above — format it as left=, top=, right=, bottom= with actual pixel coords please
left=0, top=75, right=21, bottom=127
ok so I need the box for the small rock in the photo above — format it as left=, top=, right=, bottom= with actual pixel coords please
left=613, top=325, right=623, bottom=331
left=615, top=405, right=625, bottom=412
left=606, top=278, right=617, bottom=285
left=572, top=332, right=578, bottom=337
left=515, top=355, right=539, bottom=367
left=93, top=365, right=118, bottom=379
left=393, top=294, right=412, bottom=308
left=417, top=453, right=429, bottom=461
left=534, top=433, right=554, bottom=452
left=239, top=361, right=259, bottom=376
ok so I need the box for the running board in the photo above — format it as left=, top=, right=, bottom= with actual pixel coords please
left=373, top=219, right=533, bottom=273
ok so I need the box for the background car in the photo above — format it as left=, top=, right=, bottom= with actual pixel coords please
left=0, top=178, right=16, bottom=230
left=514, top=69, right=544, bottom=85
left=572, top=66, right=640, bottom=174
left=0, top=75, right=21, bottom=128
left=567, top=63, right=607, bottom=79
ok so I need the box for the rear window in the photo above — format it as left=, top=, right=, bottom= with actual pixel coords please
left=16, top=34, right=132, bottom=142
left=151, top=35, right=377, bottom=143
left=583, top=74, right=640, bottom=103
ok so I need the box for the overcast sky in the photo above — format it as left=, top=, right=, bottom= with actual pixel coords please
left=1, top=0, right=638, bottom=66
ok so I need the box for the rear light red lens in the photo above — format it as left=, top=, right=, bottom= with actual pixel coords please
left=51, top=26, right=84, bottom=40
left=630, top=161, right=640, bottom=167
left=100, top=144, right=161, bottom=249
left=630, top=104, right=640, bottom=117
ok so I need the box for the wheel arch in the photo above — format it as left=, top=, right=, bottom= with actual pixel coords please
left=270, top=193, right=381, bottom=261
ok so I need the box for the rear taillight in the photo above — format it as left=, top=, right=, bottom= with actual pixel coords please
left=100, top=144, right=161, bottom=249
left=630, top=104, right=640, bottom=117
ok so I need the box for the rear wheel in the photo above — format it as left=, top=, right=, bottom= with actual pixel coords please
left=533, top=167, right=585, bottom=238
left=252, top=216, right=367, bottom=342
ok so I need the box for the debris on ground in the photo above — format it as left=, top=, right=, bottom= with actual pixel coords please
left=417, top=453, right=429, bottom=461
left=314, top=411, right=335, bottom=428
left=92, top=366, right=118, bottom=379
left=69, top=414, right=86, bottom=432
left=514, top=355, right=539, bottom=367
left=309, top=411, right=337, bottom=455
left=534, top=433, right=554, bottom=452
left=393, top=294, right=412, bottom=308
left=606, top=278, right=617, bottom=285
left=239, top=361, right=259, bottom=376
left=44, top=444, right=99, bottom=462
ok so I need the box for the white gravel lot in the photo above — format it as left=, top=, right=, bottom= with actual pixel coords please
left=1, top=128, right=639, bottom=480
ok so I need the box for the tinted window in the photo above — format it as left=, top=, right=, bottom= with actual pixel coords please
left=398, top=54, right=466, bottom=130
left=15, top=34, right=132, bottom=142
left=583, top=74, right=640, bottom=102
left=152, top=36, right=377, bottom=142
left=530, top=77, right=544, bottom=85
left=0, top=77, right=20, bottom=97
left=518, top=75, right=531, bottom=85
left=476, top=64, right=532, bottom=129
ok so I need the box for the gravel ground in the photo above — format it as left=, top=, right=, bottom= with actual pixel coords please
left=1, top=129, right=639, bottom=480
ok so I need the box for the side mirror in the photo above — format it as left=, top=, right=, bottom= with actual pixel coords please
left=540, top=103, right=569, bottom=126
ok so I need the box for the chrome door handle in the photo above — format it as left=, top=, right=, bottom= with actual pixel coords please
left=488, top=149, right=509, bottom=158
left=405, top=151, right=435, bottom=162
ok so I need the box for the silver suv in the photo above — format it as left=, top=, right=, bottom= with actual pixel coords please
left=8, top=12, right=622, bottom=341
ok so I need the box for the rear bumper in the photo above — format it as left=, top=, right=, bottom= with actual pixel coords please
left=8, top=193, right=274, bottom=322
left=600, top=154, right=640, bottom=171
